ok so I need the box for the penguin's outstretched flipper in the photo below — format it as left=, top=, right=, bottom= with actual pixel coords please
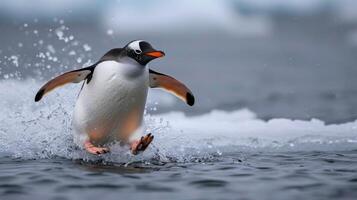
left=149, top=69, right=195, bottom=106
left=35, top=67, right=94, bottom=102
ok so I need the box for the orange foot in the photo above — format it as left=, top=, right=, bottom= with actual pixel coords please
left=84, top=140, right=110, bottom=155
left=130, top=133, right=154, bottom=155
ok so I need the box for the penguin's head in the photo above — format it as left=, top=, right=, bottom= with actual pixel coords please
left=124, top=40, right=165, bottom=65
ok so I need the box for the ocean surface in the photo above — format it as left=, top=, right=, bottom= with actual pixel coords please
left=1, top=4, right=357, bottom=200
left=1, top=151, right=357, bottom=200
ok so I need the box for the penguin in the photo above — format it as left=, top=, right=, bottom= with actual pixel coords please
left=35, top=40, right=195, bottom=155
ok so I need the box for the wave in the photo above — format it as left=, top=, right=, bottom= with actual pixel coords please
left=103, top=0, right=272, bottom=36
left=2, top=0, right=357, bottom=39
left=0, top=80, right=356, bottom=163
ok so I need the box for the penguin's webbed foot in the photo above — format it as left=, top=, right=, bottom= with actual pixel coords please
left=130, top=133, right=154, bottom=155
left=84, top=140, right=110, bottom=155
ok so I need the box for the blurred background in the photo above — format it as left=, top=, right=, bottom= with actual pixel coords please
left=0, top=0, right=357, bottom=123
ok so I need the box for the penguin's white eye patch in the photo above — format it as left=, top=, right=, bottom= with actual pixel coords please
left=134, top=49, right=142, bottom=54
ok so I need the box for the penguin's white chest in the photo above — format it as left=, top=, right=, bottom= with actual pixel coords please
left=73, top=60, right=149, bottom=145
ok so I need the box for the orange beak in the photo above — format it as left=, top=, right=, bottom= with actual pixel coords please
left=145, top=51, right=165, bottom=58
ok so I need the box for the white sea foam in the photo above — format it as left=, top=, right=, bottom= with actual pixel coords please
left=0, top=80, right=356, bottom=163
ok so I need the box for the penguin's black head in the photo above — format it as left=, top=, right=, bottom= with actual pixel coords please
left=125, top=40, right=165, bottom=65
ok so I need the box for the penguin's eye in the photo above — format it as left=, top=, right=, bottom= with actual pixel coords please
left=134, top=49, right=142, bottom=54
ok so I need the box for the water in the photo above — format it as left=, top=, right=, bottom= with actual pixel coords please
left=1, top=152, right=357, bottom=200
left=1, top=2, right=357, bottom=199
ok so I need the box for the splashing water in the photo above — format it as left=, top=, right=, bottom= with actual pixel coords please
left=1, top=19, right=94, bottom=81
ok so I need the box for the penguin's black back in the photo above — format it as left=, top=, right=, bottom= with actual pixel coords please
left=99, top=48, right=123, bottom=62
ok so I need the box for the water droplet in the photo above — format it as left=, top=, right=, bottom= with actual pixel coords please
left=69, top=51, right=76, bottom=56
left=107, top=29, right=114, bottom=35
left=83, top=44, right=91, bottom=51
